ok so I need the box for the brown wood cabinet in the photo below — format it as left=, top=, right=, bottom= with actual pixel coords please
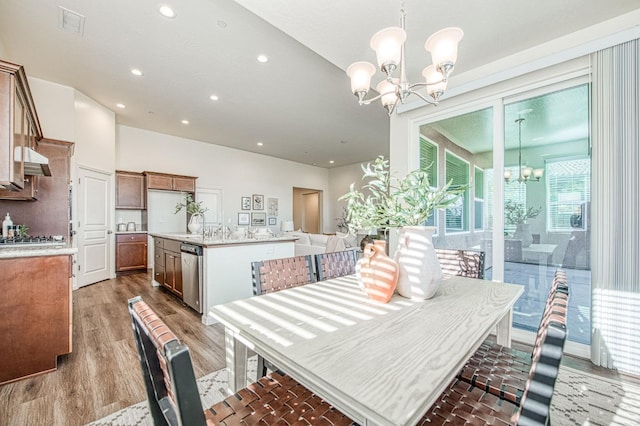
left=116, top=233, right=148, bottom=273
left=153, top=237, right=182, bottom=297
left=144, top=171, right=196, bottom=192
left=115, top=170, right=146, bottom=209
left=0, top=60, right=43, bottom=191
left=0, top=254, right=72, bottom=385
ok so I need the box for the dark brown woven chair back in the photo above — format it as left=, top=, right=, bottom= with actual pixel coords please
left=315, top=250, right=357, bottom=281
left=128, top=296, right=206, bottom=426
left=514, top=288, right=569, bottom=425
left=531, top=269, right=569, bottom=358
left=252, top=255, right=316, bottom=295
left=435, top=248, right=486, bottom=279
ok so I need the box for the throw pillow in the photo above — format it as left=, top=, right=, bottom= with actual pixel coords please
left=309, top=233, right=329, bottom=246
left=336, top=231, right=357, bottom=248
left=292, top=232, right=311, bottom=245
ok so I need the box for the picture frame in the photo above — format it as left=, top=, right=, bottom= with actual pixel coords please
left=251, top=212, right=266, bottom=226
left=268, top=217, right=277, bottom=226
left=252, top=194, right=264, bottom=210
left=241, top=196, right=251, bottom=210
left=238, top=212, right=250, bottom=225
left=267, top=197, right=278, bottom=216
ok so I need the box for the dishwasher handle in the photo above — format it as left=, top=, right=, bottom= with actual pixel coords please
left=180, top=244, right=203, bottom=256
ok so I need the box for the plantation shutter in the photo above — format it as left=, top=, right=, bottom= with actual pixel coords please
left=419, top=137, right=437, bottom=186
left=547, top=157, right=591, bottom=231
left=445, top=152, right=469, bottom=231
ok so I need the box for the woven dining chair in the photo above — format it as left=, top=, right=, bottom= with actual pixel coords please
left=315, top=250, right=358, bottom=281
left=251, top=255, right=315, bottom=377
left=128, top=296, right=353, bottom=426
left=456, top=270, right=569, bottom=405
left=434, top=248, right=486, bottom=279
left=421, top=281, right=569, bottom=425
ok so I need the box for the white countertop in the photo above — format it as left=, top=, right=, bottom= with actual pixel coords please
left=0, top=245, right=78, bottom=259
left=149, top=232, right=298, bottom=247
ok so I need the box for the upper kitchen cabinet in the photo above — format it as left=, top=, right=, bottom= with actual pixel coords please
left=0, top=60, right=44, bottom=191
left=144, top=171, right=196, bottom=193
left=116, top=170, right=146, bottom=209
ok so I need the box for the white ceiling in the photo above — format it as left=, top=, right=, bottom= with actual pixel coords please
left=0, top=0, right=638, bottom=168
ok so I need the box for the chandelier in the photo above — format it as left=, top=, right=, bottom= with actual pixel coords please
left=504, top=115, right=544, bottom=183
left=346, top=9, right=463, bottom=116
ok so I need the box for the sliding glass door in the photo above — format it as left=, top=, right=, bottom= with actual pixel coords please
left=418, top=81, right=591, bottom=347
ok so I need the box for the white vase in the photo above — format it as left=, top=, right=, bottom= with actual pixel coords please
left=514, top=223, right=533, bottom=247
left=394, top=226, right=442, bottom=300
left=188, top=214, right=203, bottom=234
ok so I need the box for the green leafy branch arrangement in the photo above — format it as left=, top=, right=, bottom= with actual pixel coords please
left=174, top=193, right=208, bottom=216
left=504, top=200, right=541, bottom=225
left=339, top=156, right=466, bottom=235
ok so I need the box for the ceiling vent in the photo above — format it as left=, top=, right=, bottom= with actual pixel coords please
left=58, top=6, right=85, bottom=36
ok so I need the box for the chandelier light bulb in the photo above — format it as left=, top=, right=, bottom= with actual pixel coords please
left=370, top=27, right=406, bottom=75
left=533, top=168, right=544, bottom=180
left=504, top=170, right=513, bottom=180
left=347, top=61, right=376, bottom=98
left=422, top=65, right=447, bottom=101
left=425, top=27, right=464, bottom=76
left=376, top=79, right=398, bottom=113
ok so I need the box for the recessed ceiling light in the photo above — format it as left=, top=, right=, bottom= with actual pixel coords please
left=159, top=5, right=176, bottom=18
left=329, top=160, right=335, bottom=164
left=257, top=55, right=268, bottom=63
left=257, top=142, right=263, bottom=146
left=130, top=68, right=143, bottom=76
left=217, top=20, right=227, bottom=28
left=116, top=103, right=126, bottom=109
left=209, top=94, right=219, bottom=101
left=181, top=120, right=189, bottom=124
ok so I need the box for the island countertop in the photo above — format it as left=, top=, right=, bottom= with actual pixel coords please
left=149, top=232, right=298, bottom=247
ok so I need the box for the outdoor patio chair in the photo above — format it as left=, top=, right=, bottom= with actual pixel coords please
left=421, top=278, right=568, bottom=425
left=315, top=250, right=358, bottom=281
left=128, top=296, right=352, bottom=426
left=252, top=255, right=315, bottom=377
left=435, top=248, right=486, bottom=279
left=456, top=270, right=569, bottom=405
left=505, top=239, right=523, bottom=262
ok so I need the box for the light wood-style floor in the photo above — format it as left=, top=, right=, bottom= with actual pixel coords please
left=0, top=271, right=227, bottom=426
left=1, top=271, right=638, bottom=426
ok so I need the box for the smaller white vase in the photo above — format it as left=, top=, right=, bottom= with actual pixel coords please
left=394, top=226, right=442, bottom=300
left=514, top=223, right=533, bottom=247
left=188, top=214, right=203, bottom=234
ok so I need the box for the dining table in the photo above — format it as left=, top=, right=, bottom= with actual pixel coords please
left=209, top=274, right=523, bottom=426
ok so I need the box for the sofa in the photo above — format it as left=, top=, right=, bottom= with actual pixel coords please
left=291, top=231, right=358, bottom=256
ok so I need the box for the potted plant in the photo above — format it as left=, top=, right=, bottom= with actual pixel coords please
left=339, top=156, right=466, bottom=300
left=175, top=193, right=208, bottom=234
left=504, top=200, right=541, bottom=247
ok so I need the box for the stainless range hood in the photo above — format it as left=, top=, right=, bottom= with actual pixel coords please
left=15, top=147, right=52, bottom=176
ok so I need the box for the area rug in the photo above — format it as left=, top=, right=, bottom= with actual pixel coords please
left=88, top=362, right=640, bottom=426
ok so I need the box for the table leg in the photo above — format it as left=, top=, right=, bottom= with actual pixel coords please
left=224, top=327, right=248, bottom=394
left=495, top=308, right=514, bottom=348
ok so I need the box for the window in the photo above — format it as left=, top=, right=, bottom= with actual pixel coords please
left=474, top=166, right=484, bottom=230
left=546, top=157, right=590, bottom=231
left=419, top=137, right=438, bottom=228
left=485, top=167, right=527, bottom=231
left=445, top=151, right=469, bottom=232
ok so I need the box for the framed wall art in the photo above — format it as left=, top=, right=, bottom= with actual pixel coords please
left=267, top=197, right=278, bottom=216
left=241, top=196, right=251, bottom=210
left=238, top=212, right=250, bottom=225
left=252, top=194, right=264, bottom=210
left=251, top=212, right=266, bottom=226
left=268, top=217, right=277, bottom=226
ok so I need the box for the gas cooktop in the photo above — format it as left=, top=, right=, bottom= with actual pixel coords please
left=0, top=236, right=66, bottom=248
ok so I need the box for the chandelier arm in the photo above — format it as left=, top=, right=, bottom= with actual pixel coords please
left=407, top=90, right=438, bottom=105
left=357, top=89, right=397, bottom=106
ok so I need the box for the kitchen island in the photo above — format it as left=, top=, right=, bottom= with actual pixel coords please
left=0, top=245, right=77, bottom=384
left=149, top=233, right=297, bottom=324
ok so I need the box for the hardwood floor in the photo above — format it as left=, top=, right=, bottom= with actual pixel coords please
left=1, top=271, right=638, bottom=426
left=0, top=271, right=226, bottom=426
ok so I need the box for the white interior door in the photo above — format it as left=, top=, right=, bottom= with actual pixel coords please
left=77, top=166, right=112, bottom=287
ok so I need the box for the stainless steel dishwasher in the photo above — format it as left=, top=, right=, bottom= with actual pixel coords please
left=180, top=243, right=203, bottom=313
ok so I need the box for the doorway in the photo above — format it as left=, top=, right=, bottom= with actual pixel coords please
left=292, top=187, right=322, bottom=233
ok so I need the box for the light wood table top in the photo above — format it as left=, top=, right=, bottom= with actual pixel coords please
left=210, top=274, right=523, bottom=426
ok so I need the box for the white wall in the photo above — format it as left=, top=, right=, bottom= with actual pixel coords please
left=116, top=125, right=332, bottom=233
left=28, top=77, right=75, bottom=141
left=328, top=160, right=376, bottom=233
left=73, top=91, right=116, bottom=172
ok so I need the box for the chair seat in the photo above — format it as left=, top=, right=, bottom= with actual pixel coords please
left=419, top=379, right=517, bottom=425
left=205, top=371, right=354, bottom=426
left=457, top=341, right=531, bottom=405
